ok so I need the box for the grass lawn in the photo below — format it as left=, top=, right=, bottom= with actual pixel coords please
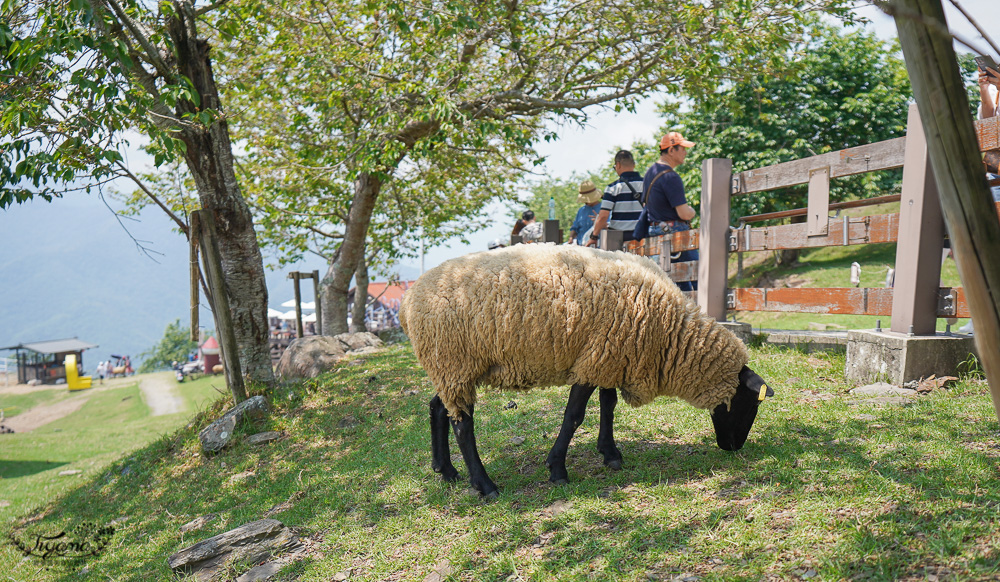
left=0, top=373, right=227, bottom=526
left=3, top=343, right=998, bottom=581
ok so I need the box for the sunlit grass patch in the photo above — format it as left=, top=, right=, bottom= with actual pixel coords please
left=1, top=343, right=998, bottom=581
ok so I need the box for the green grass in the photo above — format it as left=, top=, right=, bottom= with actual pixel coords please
left=3, top=344, right=998, bottom=581
left=0, top=374, right=225, bottom=526
left=0, top=388, right=73, bottom=420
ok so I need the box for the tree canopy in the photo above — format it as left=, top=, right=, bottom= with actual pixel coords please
left=216, top=0, right=855, bottom=333
left=659, top=24, right=915, bottom=222
left=2, top=0, right=275, bottom=389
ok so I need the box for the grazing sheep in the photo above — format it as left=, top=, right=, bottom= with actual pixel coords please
left=399, top=244, right=772, bottom=498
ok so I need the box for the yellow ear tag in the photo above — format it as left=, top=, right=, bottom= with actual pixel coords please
left=758, top=385, right=768, bottom=401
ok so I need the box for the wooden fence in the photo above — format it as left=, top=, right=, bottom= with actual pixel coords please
left=597, top=104, right=1000, bottom=333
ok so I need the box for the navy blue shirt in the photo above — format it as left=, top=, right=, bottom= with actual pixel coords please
left=643, top=162, right=687, bottom=222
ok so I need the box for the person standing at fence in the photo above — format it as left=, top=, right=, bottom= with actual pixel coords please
left=512, top=211, right=530, bottom=237
left=643, top=132, right=699, bottom=292
left=569, top=180, right=602, bottom=245
left=586, top=150, right=645, bottom=247
left=978, top=61, right=999, bottom=119
left=518, top=210, right=544, bottom=243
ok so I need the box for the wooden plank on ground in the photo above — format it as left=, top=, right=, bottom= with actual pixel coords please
left=736, top=138, right=906, bottom=194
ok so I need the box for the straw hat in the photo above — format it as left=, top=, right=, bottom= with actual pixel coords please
left=577, top=180, right=601, bottom=204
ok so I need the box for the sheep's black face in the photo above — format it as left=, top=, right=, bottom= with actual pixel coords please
left=711, top=366, right=773, bottom=451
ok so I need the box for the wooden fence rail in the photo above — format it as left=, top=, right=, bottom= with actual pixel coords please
left=603, top=104, right=999, bottom=332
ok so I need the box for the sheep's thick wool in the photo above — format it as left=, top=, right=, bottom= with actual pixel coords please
left=399, top=244, right=748, bottom=419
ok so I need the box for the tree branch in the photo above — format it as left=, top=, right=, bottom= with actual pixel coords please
left=194, top=0, right=232, bottom=17
left=113, top=160, right=191, bottom=234
left=94, top=0, right=174, bottom=78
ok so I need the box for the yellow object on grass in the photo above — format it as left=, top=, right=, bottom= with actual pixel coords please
left=64, top=354, right=92, bottom=391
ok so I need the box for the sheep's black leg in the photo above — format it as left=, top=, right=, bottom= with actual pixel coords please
left=430, top=396, right=459, bottom=482
left=545, top=383, right=597, bottom=484
left=450, top=404, right=499, bottom=499
left=597, top=388, right=623, bottom=470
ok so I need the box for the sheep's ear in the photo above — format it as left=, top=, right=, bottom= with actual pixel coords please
left=739, top=366, right=774, bottom=401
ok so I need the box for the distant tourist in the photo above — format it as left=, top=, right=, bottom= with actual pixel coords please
left=569, top=179, right=602, bottom=245
left=519, top=210, right=544, bottom=243
left=978, top=59, right=999, bottom=118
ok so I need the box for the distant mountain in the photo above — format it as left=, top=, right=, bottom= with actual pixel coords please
left=0, top=196, right=424, bottom=372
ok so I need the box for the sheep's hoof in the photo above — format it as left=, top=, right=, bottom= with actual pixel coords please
left=550, top=477, right=569, bottom=485
left=604, top=459, right=623, bottom=471
left=482, top=490, right=500, bottom=501
left=435, top=465, right=460, bottom=482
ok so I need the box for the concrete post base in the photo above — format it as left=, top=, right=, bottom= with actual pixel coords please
left=718, top=321, right=753, bottom=346
left=846, top=329, right=977, bottom=386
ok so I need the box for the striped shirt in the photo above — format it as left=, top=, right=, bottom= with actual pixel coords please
left=602, top=171, right=644, bottom=233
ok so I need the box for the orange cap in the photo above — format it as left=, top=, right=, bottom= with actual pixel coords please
left=660, top=131, right=695, bottom=150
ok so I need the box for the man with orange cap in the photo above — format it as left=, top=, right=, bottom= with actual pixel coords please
left=643, top=131, right=698, bottom=291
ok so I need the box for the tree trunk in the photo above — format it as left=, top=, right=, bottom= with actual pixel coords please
left=892, top=0, right=1000, bottom=423
left=321, top=172, right=381, bottom=335
left=169, top=12, right=274, bottom=386
left=351, top=248, right=369, bottom=333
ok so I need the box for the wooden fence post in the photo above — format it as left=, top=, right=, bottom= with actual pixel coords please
left=194, top=210, right=247, bottom=403
left=543, top=219, right=562, bottom=244
left=289, top=272, right=304, bottom=338
left=890, top=103, right=945, bottom=336
left=893, top=0, right=1000, bottom=423
left=312, top=270, right=322, bottom=336
left=600, top=229, right=624, bottom=252
left=698, top=158, right=732, bottom=321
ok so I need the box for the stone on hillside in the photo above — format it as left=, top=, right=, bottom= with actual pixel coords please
left=236, top=561, right=283, bottom=582
left=276, top=333, right=384, bottom=380
left=199, top=396, right=270, bottom=454
left=246, top=431, right=283, bottom=446
left=849, top=383, right=917, bottom=397
left=167, top=518, right=300, bottom=582
left=180, top=514, right=217, bottom=534
left=58, top=469, right=82, bottom=476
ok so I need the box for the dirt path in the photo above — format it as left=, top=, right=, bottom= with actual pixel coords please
left=139, top=372, right=184, bottom=416
left=0, top=372, right=185, bottom=432
left=3, top=396, right=89, bottom=433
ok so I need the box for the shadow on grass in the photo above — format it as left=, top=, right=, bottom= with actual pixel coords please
left=9, top=344, right=1000, bottom=581
left=0, top=460, right=69, bottom=479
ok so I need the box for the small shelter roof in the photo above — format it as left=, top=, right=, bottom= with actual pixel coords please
left=352, top=281, right=416, bottom=310
left=0, top=337, right=99, bottom=354
left=200, top=336, right=220, bottom=355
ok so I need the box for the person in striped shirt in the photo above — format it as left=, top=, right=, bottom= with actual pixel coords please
left=585, top=150, right=645, bottom=247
